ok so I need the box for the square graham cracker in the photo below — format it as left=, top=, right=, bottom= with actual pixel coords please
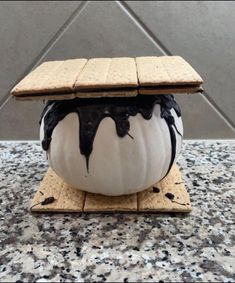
left=30, top=164, right=192, bottom=213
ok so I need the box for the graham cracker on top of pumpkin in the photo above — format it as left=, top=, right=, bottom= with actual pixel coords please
left=11, top=56, right=203, bottom=100
left=30, top=164, right=191, bottom=213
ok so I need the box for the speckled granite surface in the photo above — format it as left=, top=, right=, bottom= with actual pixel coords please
left=0, top=141, right=234, bottom=282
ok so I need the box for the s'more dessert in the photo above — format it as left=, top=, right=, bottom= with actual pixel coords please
left=11, top=56, right=203, bottom=197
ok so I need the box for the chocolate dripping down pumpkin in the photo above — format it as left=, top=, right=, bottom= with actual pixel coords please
left=40, top=94, right=182, bottom=175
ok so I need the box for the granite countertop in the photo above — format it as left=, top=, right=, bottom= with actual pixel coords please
left=0, top=140, right=234, bottom=282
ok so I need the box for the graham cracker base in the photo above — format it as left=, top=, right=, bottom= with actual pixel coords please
left=30, top=164, right=192, bottom=213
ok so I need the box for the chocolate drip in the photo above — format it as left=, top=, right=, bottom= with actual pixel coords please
left=40, top=95, right=182, bottom=173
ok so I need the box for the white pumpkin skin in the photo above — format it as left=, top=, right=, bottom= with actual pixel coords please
left=40, top=104, right=183, bottom=196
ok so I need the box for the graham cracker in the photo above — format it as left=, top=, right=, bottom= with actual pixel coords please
left=75, top=89, right=137, bottom=98
left=75, top=57, right=138, bottom=89
left=16, top=90, right=137, bottom=101
left=30, top=167, right=85, bottom=212
left=15, top=93, right=76, bottom=101
left=136, top=56, right=203, bottom=86
left=138, top=164, right=192, bottom=212
left=11, top=56, right=203, bottom=100
left=42, top=58, right=87, bottom=92
left=84, top=192, right=137, bottom=212
left=139, top=85, right=203, bottom=95
left=30, top=164, right=191, bottom=213
left=11, top=59, right=87, bottom=96
left=12, top=61, right=63, bottom=95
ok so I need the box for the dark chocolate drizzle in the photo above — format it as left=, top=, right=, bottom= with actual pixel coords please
left=40, top=94, right=182, bottom=174
left=165, top=192, right=187, bottom=206
left=153, top=187, right=161, bottom=193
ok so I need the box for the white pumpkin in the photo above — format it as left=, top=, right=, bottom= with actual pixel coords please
left=40, top=104, right=183, bottom=196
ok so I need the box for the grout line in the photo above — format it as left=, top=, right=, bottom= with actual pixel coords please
left=117, top=1, right=235, bottom=131
left=0, top=1, right=89, bottom=109
left=116, top=1, right=171, bottom=56
left=201, top=91, right=235, bottom=130
left=0, top=95, right=11, bottom=111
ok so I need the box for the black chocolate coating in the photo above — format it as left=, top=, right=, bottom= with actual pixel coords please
left=40, top=95, right=182, bottom=174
